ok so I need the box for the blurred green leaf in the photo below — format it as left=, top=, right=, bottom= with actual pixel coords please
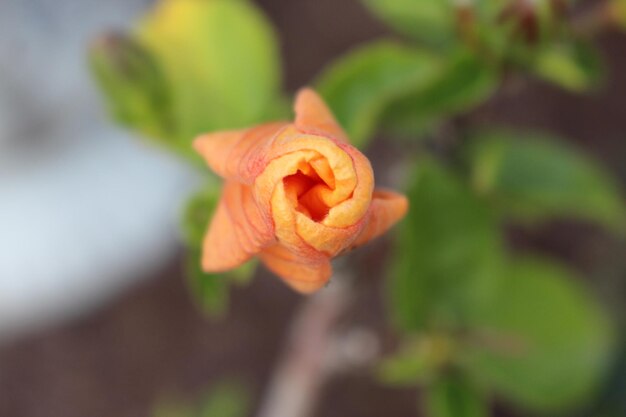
left=426, top=373, right=489, bottom=417
left=461, top=257, right=615, bottom=412
left=228, top=259, right=258, bottom=286
left=199, top=382, right=250, bottom=417
left=378, top=335, right=455, bottom=386
left=390, top=159, right=503, bottom=332
left=89, top=33, right=174, bottom=140
left=154, top=381, right=250, bottom=417
left=137, top=0, right=283, bottom=149
left=381, top=49, right=498, bottom=138
left=360, top=0, right=456, bottom=47
left=469, top=130, right=626, bottom=232
left=186, top=249, right=229, bottom=317
left=182, top=185, right=220, bottom=249
left=473, top=0, right=511, bottom=21
left=378, top=349, right=432, bottom=387
left=531, top=40, right=604, bottom=92
left=612, top=0, right=626, bottom=30
left=316, top=41, right=440, bottom=147
left=182, top=185, right=257, bottom=316
left=589, top=334, right=626, bottom=417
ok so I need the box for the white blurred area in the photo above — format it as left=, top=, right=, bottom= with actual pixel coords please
left=0, top=0, right=199, bottom=340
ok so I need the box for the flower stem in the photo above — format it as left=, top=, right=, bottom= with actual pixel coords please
left=256, top=278, right=351, bottom=417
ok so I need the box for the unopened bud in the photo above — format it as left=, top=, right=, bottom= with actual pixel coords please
left=89, top=32, right=173, bottom=138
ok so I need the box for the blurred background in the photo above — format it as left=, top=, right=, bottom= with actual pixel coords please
left=0, top=0, right=625, bottom=416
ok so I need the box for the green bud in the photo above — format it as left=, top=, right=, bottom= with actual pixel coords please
left=89, top=32, right=174, bottom=139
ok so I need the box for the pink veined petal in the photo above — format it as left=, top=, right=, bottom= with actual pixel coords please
left=349, top=189, right=409, bottom=250
left=193, top=122, right=288, bottom=185
left=294, top=88, right=350, bottom=143
left=201, top=181, right=275, bottom=272
left=260, top=244, right=332, bottom=293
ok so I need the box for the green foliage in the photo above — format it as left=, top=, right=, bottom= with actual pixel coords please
left=381, top=48, right=498, bottom=138
left=531, top=40, right=604, bottom=92
left=611, top=0, right=626, bottom=30
left=137, top=0, right=283, bottom=144
left=426, top=373, right=489, bottom=417
left=185, top=249, right=229, bottom=317
left=316, top=43, right=497, bottom=147
left=460, top=257, right=615, bottom=412
left=390, top=159, right=503, bottom=332
left=316, top=41, right=440, bottom=147
left=469, top=130, right=626, bottom=231
left=198, top=382, right=251, bottom=417
left=360, top=0, right=456, bottom=47
left=154, top=381, right=250, bottom=417
left=89, top=34, right=174, bottom=140
left=182, top=186, right=257, bottom=317
left=182, top=185, right=220, bottom=249
left=91, top=0, right=284, bottom=159
left=378, top=335, right=455, bottom=386
left=387, top=156, right=616, bottom=414
left=361, top=0, right=610, bottom=98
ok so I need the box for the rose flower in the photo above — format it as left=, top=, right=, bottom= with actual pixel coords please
left=193, top=89, right=408, bottom=293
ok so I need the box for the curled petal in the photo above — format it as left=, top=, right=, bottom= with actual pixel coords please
left=254, top=135, right=373, bottom=257
left=295, top=213, right=364, bottom=255
left=350, top=189, right=409, bottom=249
left=193, top=122, right=288, bottom=185
left=294, top=88, right=349, bottom=143
left=320, top=144, right=373, bottom=228
left=201, top=181, right=275, bottom=272
left=260, top=244, right=332, bottom=293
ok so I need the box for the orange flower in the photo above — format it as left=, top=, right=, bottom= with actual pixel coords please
left=193, top=89, right=408, bottom=293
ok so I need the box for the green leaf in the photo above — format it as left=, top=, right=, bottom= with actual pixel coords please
left=316, top=40, right=441, bottom=148
left=469, top=130, right=626, bottom=232
left=473, top=0, right=511, bottom=21
left=153, top=381, right=250, bottom=417
left=381, top=49, right=498, bottom=138
left=89, top=33, right=174, bottom=140
left=199, top=382, right=251, bottom=417
left=461, top=257, right=615, bottom=412
left=186, top=249, right=229, bottom=317
left=531, top=40, right=604, bottom=92
left=181, top=185, right=256, bottom=316
left=378, top=335, right=455, bottom=386
left=426, top=373, right=489, bottom=417
left=612, top=0, right=626, bottom=30
left=181, top=185, right=220, bottom=250
left=389, top=159, right=504, bottom=332
left=137, top=0, right=282, bottom=147
left=228, top=259, right=258, bottom=286
left=360, top=0, right=456, bottom=47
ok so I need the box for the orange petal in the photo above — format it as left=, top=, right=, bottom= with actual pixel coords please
left=260, top=244, right=332, bottom=293
left=201, top=181, right=275, bottom=272
left=320, top=144, right=373, bottom=228
left=294, top=88, right=349, bottom=143
left=350, top=189, right=409, bottom=249
left=193, top=122, right=288, bottom=184
left=294, top=212, right=364, bottom=256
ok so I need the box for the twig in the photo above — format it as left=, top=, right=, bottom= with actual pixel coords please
left=255, top=278, right=351, bottom=417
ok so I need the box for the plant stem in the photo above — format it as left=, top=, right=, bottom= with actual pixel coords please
left=255, top=279, right=351, bottom=417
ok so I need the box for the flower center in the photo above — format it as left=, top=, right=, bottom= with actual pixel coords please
left=283, top=156, right=336, bottom=222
